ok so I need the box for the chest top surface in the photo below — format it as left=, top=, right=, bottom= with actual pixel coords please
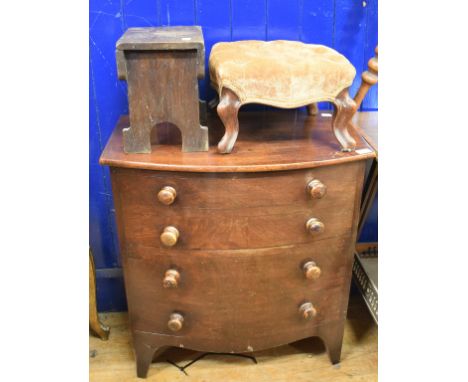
left=352, top=111, right=378, bottom=156
left=99, top=110, right=376, bottom=173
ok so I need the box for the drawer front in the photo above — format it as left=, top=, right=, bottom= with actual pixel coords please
left=123, top=237, right=354, bottom=352
left=111, top=161, right=363, bottom=211
left=122, top=204, right=354, bottom=250
left=112, top=163, right=364, bottom=250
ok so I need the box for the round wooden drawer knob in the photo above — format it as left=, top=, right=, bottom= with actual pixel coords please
left=299, top=302, right=317, bottom=320
left=163, top=269, right=180, bottom=288
left=307, top=179, right=327, bottom=199
left=303, top=261, right=322, bottom=280
left=168, top=313, right=184, bottom=332
left=160, top=226, right=179, bottom=247
left=157, top=186, right=177, bottom=205
left=306, top=218, right=325, bottom=235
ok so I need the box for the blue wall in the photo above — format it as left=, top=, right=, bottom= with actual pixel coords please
left=90, top=0, right=378, bottom=311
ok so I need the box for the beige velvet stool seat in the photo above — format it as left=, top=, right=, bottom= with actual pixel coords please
left=209, top=40, right=359, bottom=153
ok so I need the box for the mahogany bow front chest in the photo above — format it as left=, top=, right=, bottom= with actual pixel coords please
left=100, top=110, right=375, bottom=378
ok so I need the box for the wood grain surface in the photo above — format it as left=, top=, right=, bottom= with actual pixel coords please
left=103, top=109, right=371, bottom=377
left=100, top=111, right=375, bottom=172
left=111, top=161, right=365, bottom=251
left=123, top=236, right=354, bottom=353
left=119, top=204, right=355, bottom=251
left=352, top=112, right=378, bottom=154
left=107, top=157, right=365, bottom=377
left=121, top=50, right=208, bottom=153
left=89, top=293, right=377, bottom=382
left=116, top=26, right=204, bottom=53
left=90, top=0, right=378, bottom=313
left=110, top=161, right=361, bottom=210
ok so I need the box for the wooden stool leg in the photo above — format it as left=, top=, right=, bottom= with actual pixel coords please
left=133, top=332, right=168, bottom=378
left=217, top=88, right=241, bottom=154
left=319, top=321, right=346, bottom=364
left=307, top=103, right=319, bottom=116
left=180, top=123, right=209, bottom=152
left=122, top=124, right=152, bottom=154
left=332, top=89, right=357, bottom=152
left=89, top=249, right=109, bottom=340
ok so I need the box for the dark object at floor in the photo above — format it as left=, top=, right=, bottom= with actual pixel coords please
left=167, top=352, right=257, bottom=376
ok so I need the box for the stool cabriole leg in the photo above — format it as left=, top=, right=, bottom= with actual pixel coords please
left=217, top=88, right=242, bottom=154
left=332, top=88, right=357, bottom=152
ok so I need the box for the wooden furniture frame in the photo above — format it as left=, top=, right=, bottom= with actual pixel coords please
left=89, top=249, right=110, bottom=340
left=352, top=110, right=378, bottom=324
left=215, top=46, right=378, bottom=154
left=100, top=110, right=376, bottom=378
left=116, top=26, right=209, bottom=154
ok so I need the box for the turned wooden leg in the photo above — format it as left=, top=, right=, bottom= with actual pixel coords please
left=319, top=321, right=346, bottom=364
left=332, top=88, right=357, bottom=152
left=307, top=103, right=319, bottom=116
left=217, top=88, right=242, bottom=154
left=89, top=249, right=109, bottom=340
left=133, top=332, right=168, bottom=378
left=354, top=46, right=378, bottom=109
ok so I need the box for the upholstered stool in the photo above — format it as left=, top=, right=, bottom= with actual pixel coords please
left=209, top=40, right=363, bottom=153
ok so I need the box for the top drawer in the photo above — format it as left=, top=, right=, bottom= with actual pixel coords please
left=110, top=161, right=363, bottom=211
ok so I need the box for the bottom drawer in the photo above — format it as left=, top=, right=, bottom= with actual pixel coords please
left=123, top=237, right=354, bottom=352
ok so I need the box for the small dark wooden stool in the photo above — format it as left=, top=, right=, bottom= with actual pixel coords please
left=116, top=26, right=208, bottom=153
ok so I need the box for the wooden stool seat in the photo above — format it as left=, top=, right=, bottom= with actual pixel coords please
left=209, top=40, right=361, bottom=154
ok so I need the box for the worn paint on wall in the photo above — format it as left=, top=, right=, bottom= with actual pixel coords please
left=90, top=0, right=378, bottom=311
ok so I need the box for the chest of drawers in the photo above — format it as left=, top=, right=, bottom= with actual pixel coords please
left=100, top=111, right=375, bottom=378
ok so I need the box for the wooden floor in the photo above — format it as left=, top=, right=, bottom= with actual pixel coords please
left=90, top=293, right=377, bottom=381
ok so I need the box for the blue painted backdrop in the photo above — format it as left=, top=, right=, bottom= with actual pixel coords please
left=90, top=0, right=378, bottom=311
